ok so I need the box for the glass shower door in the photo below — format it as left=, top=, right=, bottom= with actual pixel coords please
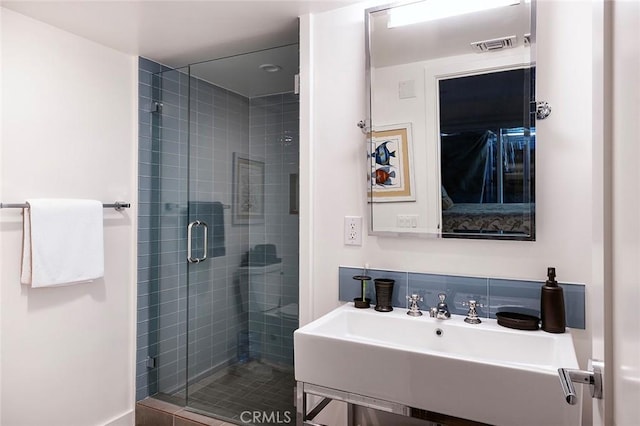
left=139, top=64, right=190, bottom=405
left=184, top=45, right=300, bottom=424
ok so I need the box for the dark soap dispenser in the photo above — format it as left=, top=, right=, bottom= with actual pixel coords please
left=540, top=267, right=566, bottom=333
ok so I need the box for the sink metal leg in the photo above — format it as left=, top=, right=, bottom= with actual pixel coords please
left=296, top=381, right=307, bottom=426
left=347, top=402, right=355, bottom=426
left=297, top=381, right=333, bottom=426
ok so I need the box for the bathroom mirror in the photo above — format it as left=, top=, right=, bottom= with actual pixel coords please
left=366, top=0, right=536, bottom=240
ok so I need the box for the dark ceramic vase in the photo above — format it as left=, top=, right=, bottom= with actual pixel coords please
left=374, top=278, right=395, bottom=312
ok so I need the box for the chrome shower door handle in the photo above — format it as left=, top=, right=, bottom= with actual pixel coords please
left=187, top=220, right=208, bottom=263
left=201, top=221, right=208, bottom=261
left=558, top=359, right=604, bottom=405
left=187, top=220, right=197, bottom=263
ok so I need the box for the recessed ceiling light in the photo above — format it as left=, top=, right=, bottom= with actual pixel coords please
left=259, top=63, right=281, bottom=73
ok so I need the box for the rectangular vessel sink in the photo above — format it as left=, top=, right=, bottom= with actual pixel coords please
left=294, top=303, right=581, bottom=426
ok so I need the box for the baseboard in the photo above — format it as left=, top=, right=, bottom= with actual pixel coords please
left=103, top=409, right=135, bottom=426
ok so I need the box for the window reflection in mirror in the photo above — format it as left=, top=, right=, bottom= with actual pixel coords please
left=438, top=68, right=535, bottom=238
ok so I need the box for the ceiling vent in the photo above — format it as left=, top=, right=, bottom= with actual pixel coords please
left=471, top=35, right=517, bottom=52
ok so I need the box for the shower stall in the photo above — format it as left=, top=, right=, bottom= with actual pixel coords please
left=137, top=44, right=300, bottom=424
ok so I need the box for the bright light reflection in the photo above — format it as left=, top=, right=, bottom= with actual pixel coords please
left=387, top=0, right=521, bottom=28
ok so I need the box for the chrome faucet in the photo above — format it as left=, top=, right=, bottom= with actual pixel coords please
left=407, top=294, right=423, bottom=316
left=463, top=300, right=483, bottom=324
left=435, top=293, right=451, bottom=319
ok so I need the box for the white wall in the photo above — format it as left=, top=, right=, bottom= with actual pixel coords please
left=0, top=8, right=136, bottom=426
left=303, top=0, right=593, bottom=318
left=612, top=1, right=640, bottom=423
left=301, top=0, right=595, bottom=423
left=0, top=6, right=4, bottom=423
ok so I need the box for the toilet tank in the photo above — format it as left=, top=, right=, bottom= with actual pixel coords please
left=238, top=262, right=282, bottom=312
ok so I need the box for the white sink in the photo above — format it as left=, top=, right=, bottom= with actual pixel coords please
left=294, top=303, right=581, bottom=426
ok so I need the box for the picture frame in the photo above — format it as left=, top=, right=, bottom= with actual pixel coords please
left=369, top=123, right=415, bottom=202
left=232, top=152, right=265, bottom=224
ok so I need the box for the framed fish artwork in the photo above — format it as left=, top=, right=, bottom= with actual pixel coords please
left=232, top=152, right=265, bottom=224
left=369, top=123, right=415, bottom=202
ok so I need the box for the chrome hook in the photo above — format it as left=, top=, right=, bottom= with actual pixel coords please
left=536, top=101, right=552, bottom=120
left=357, top=120, right=370, bottom=134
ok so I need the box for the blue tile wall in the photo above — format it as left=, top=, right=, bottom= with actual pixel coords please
left=339, top=266, right=585, bottom=329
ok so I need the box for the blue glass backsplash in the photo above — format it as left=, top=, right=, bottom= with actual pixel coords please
left=339, top=267, right=585, bottom=329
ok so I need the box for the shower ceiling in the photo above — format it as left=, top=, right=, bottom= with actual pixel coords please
left=0, top=0, right=360, bottom=67
left=191, top=44, right=299, bottom=98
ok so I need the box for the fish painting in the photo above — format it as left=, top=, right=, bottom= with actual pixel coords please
left=373, top=167, right=396, bottom=186
left=374, top=141, right=396, bottom=166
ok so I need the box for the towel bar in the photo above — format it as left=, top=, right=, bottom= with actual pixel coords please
left=0, top=201, right=131, bottom=211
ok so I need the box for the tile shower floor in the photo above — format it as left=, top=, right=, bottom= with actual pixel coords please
left=170, top=360, right=296, bottom=425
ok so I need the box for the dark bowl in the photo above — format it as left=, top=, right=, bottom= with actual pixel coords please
left=496, top=311, right=540, bottom=330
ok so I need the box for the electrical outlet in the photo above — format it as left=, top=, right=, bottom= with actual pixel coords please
left=344, top=216, right=363, bottom=246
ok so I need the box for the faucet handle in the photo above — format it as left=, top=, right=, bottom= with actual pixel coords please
left=407, top=294, right=423, bottom=303
left=463, top=299, right=485, bottom=324
left=407, top=294, right=423, bottom=316
left=462, top=300, right=485, bottom=309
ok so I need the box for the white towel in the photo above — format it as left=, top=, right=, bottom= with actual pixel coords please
left=21, top=199, right=104, bottom=287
